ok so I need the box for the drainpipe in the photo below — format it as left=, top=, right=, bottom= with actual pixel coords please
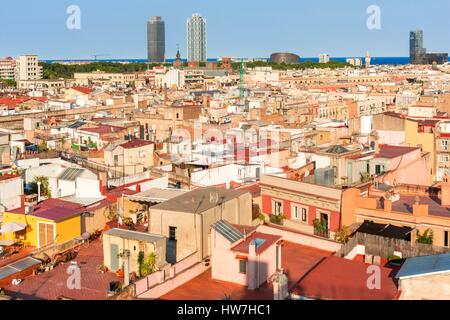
left=123, top=249, right=130, bottom=287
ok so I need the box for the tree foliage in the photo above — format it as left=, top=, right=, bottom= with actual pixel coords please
left=40, top=62, right=170, bottom=79
left=336, top=226, right=351, bottom=243
left=416, top=229, right=434, bottom=245
left=139, top=252, right=157, bottom=277
left=29, top=176, right=52, bottom=199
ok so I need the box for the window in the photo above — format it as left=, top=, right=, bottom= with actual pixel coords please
left=239, top=260, right=247, bottom=274
left=375, top=164, right=385, bottom=175
left=273, top=200, right=283, bottom=216
left=292, top=204, right=308, bottom=223
left=169, top=226, right=177, bottom=241
left=441, top=140, right=449, bottom=150
left=445, top=231, right=449, bottom=248
left=301, top=207, right=308, bottom=222
left=438, top=154, right=449, bottom=163
left=292, top=205, right=300, bottom=219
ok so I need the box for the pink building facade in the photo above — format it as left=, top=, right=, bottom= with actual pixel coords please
left=210, top=220, right=282, bottom=290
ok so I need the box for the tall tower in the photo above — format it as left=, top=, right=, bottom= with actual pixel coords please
left=187, top=13, right=207, bottom=62
left=409, top=30, right=426, bottom=64
left=147, top=16, right=165, bottom=63
left=365, top=51, right=371, bottom=68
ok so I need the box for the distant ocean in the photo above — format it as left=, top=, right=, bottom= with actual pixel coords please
left=43, top=57, right=449, bottom=65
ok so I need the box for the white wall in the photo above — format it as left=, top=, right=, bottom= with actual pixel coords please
left=76, top=178, right=102, bottom=198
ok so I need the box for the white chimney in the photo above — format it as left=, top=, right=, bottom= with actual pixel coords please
left=37, top=181, right=42, bottom=203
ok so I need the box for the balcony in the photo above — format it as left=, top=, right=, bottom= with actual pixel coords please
left=313, top=218, right=330, bottom=239
left=313, top=228, right=330, bottom=239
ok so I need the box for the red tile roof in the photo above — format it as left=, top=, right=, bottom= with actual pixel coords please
left=4, top=238, right=120, bottom=300
left=160, top=241, right=331, bottom=300
left=119, top=139, right=154, bottom=149
left=80, top=125, right=126, bottom=135
left=375, top=144, right=420, bottom=159
left=0, top=96, right=47, bottom=110
left=9, top=198, right=84, bottom=222
left=292, top=256, right=399, bottom=300
left=71, top=86, right=94, bottom=94
left=0, top=174, right=20, bottom=181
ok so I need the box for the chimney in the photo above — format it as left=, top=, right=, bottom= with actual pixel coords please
left=247, top=240, right=258, bottom=290
left=383, top=199, right=392, bottom=213
left=442, top=173, right=450, bottom=206
left=413, top=197, right=428, bottom=217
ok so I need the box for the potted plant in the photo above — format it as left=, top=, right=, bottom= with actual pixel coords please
left=116, top=267, right=125, bottom=278
left=257, top=213, right=266, bottom=224
left=96, top=264, right=108, bottom=274
left=313, top=219, right=328, bottom=237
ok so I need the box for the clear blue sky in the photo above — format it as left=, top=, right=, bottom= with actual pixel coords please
left=1, top=0, right=449, bottom=59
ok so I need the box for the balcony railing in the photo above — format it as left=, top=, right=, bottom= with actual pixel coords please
left=314, top=227, right=330, bottom=239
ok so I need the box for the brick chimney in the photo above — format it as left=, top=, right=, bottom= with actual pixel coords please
left=383, top=199, right=392, bottom=213
left=412, top=196, right=428, bottom=217
left=442, top=172, right=450, bottom=206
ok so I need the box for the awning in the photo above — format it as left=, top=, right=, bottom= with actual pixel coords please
left=356, top=221, right=413, bottom=240
left=0, top=222, right=27, bottom=234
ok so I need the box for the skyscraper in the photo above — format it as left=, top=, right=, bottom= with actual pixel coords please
left=409, top=29, right=448, bottom=65
left=147, top=16, right=165, bottom=63
left=410, top=30, right=426, bottom=64
left=187, top=14, right=207, bottom=62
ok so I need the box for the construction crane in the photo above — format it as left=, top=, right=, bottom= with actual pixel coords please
left=91, top=54, right=111, bottom=61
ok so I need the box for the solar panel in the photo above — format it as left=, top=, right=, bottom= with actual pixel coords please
left=212, top=220, right=243, bottom=243
left=58, top=168, right=84, bottom=181
left=0, top=266, right=18, bottom=280
left=10, top=257, right=41, bottom=270
left=0, top=257, right=41, bottom=280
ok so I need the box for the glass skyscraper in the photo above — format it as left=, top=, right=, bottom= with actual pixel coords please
left=409, top=29, right=448, bottom=65
left=147, top=16, right=165, bottom=63
left=409, top=30, right=426, bottom=64
left=187, top=14, right=207, bottom=62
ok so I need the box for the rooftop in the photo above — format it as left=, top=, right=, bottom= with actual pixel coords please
left=159, top=241, right=331, bottom=300
left=0, top=174, right=20, bottom=182
left=231, top=232, right=282, bottom=255
left=57, top=167, right=84, bottom=181
left=375, top=144, right=420, bottom=159
left=71, top=86, right=94, bottom=95
left=293, top=256, right=399, bottom=300
left=127, top=188, right=187, bottom=203
left=396, top=253, right=450, bottom=279
left=118, top=139, right=154, bottom=149
left=104, top=228, right=165, bottom=243
left=151, top=187, right=249, bottom=214
left=392, top=194, right=450, bottom=218
left=9, top=198, right=84, bottom=222
left=4, top=238, right=120, bottom=300
left=80, top=125, right=126, bottom=135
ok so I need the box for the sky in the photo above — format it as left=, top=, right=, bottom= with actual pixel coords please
left=1, top=0, right=449, bottom=60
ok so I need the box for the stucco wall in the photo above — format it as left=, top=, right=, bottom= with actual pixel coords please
left=399, top=273, right=450, bottom=300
